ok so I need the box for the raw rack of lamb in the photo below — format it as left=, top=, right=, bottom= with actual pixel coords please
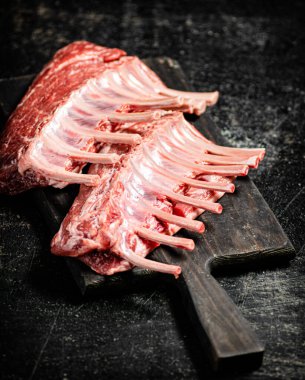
left=0, top=41, right=265, bottom=277
left=0, top=41, right=218, bottom=195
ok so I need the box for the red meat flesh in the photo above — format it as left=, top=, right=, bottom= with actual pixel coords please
left=51, top=112, right=265, bottom=277
left=0, top=41, right=126, bottom=194
left=0, top=41, right=219, bottom=195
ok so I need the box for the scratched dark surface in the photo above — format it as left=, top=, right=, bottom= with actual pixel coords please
left=0, top=1, right=305, bottom=380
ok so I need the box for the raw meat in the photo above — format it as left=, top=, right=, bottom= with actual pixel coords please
left=51, top=112, right=265, bottom=277
left=0, top=41, right=218, bottom=195
left=0, top=40, right=265, bottom=277
left=0, top=41, right=125, bottom=194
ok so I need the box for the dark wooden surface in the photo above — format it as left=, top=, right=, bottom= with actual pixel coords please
left=0, top=56, right=295, bottom=372
left=0, top=1, right=305, bottom=379
left=40, top=57, right=295, bottom=371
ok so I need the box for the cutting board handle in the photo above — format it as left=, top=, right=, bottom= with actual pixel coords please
left=177, top=265, right=264, bottom=371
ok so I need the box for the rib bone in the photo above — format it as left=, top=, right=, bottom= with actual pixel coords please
left=51, top=111, right=265, bottom=277
left=127, top=182, right=205, bottom=233
left=1, top=42, right=222, bottom=195
left=142, top=145, right=235, bottom=193
left=119, top=246, right=181, bottom=278
left=130, top=159, right=223, bottom=214
left=137, top=227, right=195, bottom=251
left=42, top=130, right=120, bottom=164
left=156, top=137, right=249, bottom=176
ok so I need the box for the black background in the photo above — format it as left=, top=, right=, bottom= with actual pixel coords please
left=0, top=1, right=305, bottom=379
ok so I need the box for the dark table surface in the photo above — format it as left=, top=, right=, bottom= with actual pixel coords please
left=0, top=1, right=305, bottom=379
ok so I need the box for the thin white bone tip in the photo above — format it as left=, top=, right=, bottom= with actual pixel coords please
left=152, top=110, right=164, bottom=119
left=184, top=239, right=195, bottom=251
left=173, top=267, right=182, bottom=279
left=208, top=91, right=219, bottom=105
left=81, top=174, right=100, bottom=186
left=133, top=134, right=142, bottom=144
left=242, top=165, right=249, bottom=176
left=68, top=173, right=100, bottom=186
left=137, top=227, right=195, bottom=251
left=246, top=156, right=260, bottom=168
left=215, top=203, right=223, bottom=214
left=107, top=153, right=121, bottom=164
left=228, top=183, right=235, bottom=193
left=94, top=131, right=142, bottom=145
left=193, top=101, right=207, bottom=115
left=120, top=247, right=182, bottom=277
left=73, top=153, right=120, bottom=164
left=197, top=222, right=205, bottom=233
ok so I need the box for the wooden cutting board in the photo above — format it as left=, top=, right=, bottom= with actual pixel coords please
left=0, top=57, right=295, bottom=372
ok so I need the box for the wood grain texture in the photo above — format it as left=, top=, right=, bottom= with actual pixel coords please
left=0, top=58, right=295, bottom=372
left=1, top=2, right=305, bottom=379
left=146, top=57, right=293, bottom=370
